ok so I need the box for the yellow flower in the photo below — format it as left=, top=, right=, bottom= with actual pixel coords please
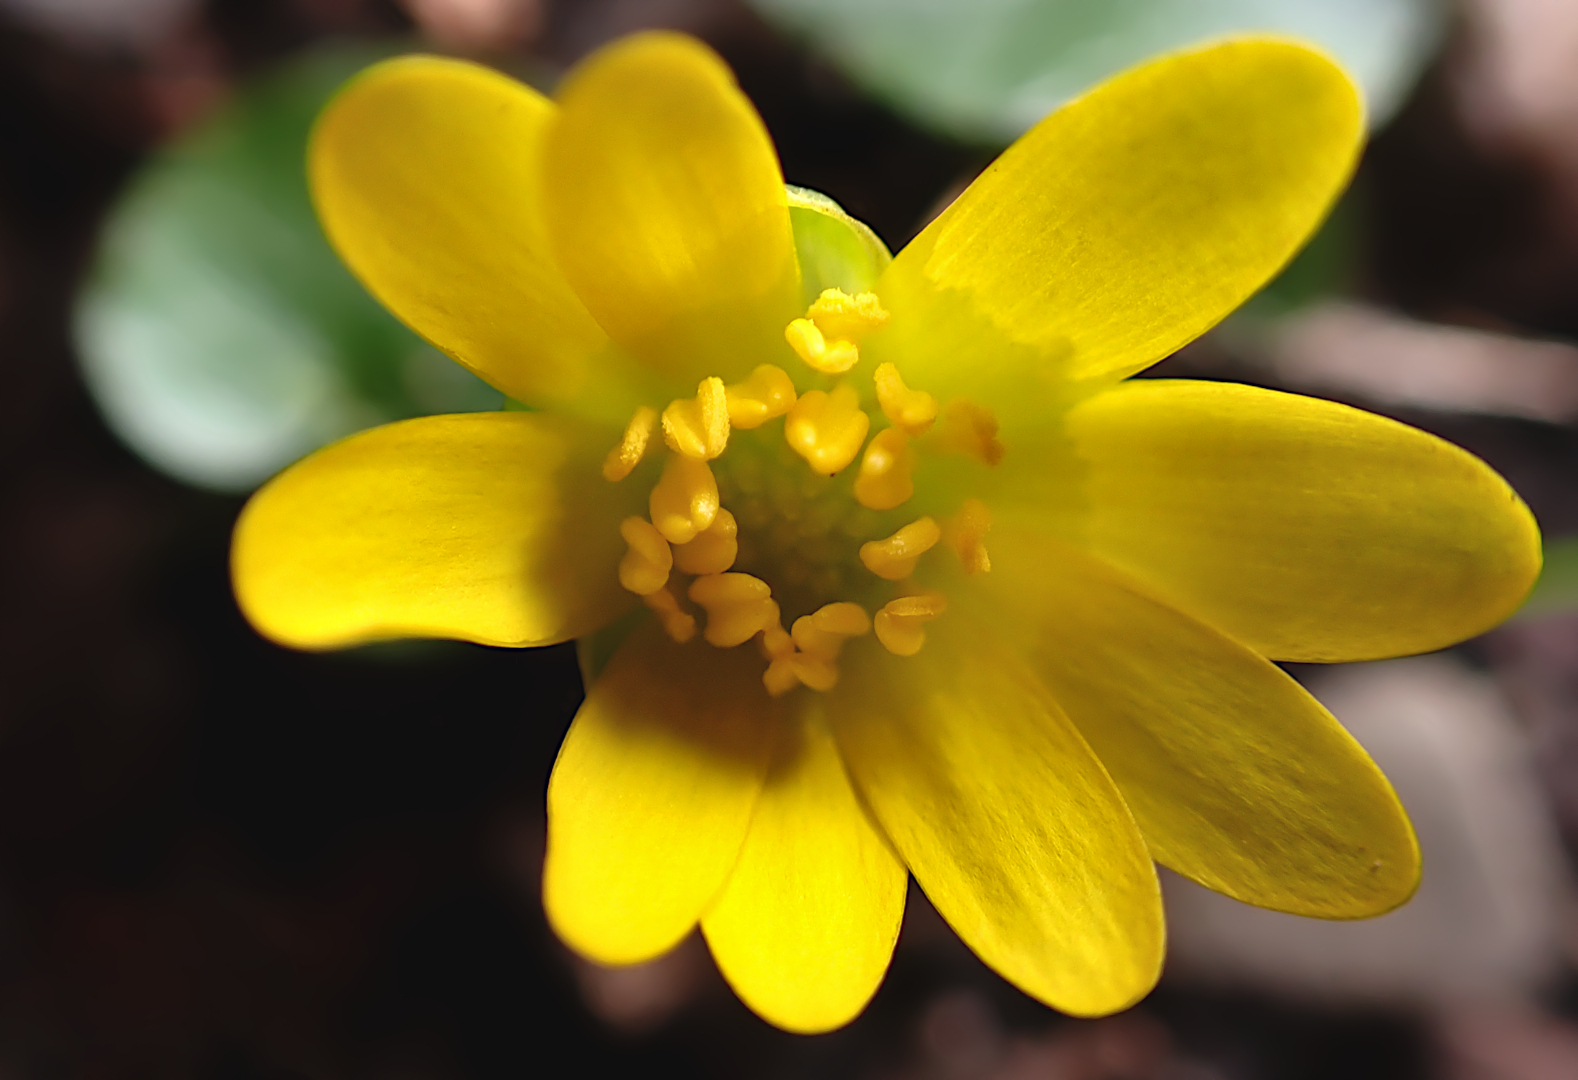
left=230, top=33, right=1541, bottom=1032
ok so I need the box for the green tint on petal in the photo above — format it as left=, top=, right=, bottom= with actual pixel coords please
left=980, top=529, right=1420, bottom=918
left=1026, top=379, right=1542, bottom=662
left=76, top=46, right=500, bottom=493
left=545, top=622, right=776, bottom=964
left=866, top=39, right=1362, bottom=419
left=702, top=708, right=905, bottom=1034
left=830, top=616, right=1163, bottom=1017
left=787, top=185, right=893, bottom=301
left=749, top=0, right=1442, bottom=141
left=231, top=411, right=639, bottom=650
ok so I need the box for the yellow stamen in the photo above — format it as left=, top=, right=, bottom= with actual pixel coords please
left=859, top=517, right=941, bottom=581
left=785, top=289, right=889, bottom=374
left=688, top=572, right=778, bottom=648
left=784, top=383, right=870, bottom=475
left=807, top=288, right=889, bottom=342
left=788, top=653, right=840, bottom=691
left=644, top=585, right=696, bottom=644
left=873, top=363, right=936, bottom=436
left=874, top=593, right=947, bottom=657
left=649, top=453, right=719, bottom=544
left=617, top=516, right=672, bottom=595
left=662, top=376, right=730, bottom=460
left=672, top=507, right=738, bottom=576
left=785, top=318, right=859, bottom=374
left=853, top=427, right=915, bottom=510
left=938, top=400, right=1004, bottom=465
left=790, top=601, right=870, bottom=660
left=725, top=364, right=797, bottom=429
left=759, top=607, right=794, bottom=660
left=946, top=498, right=992, bottom=574
left=602, top=405, right=657, bottom=481
left=763, top=656, right=800, bottom=697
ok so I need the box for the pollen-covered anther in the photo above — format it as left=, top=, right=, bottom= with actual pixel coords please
left=946, top=498, right=992, bottom=574
left=939, top=400, right=1005, bottom=466
left=688, top=572, right=779, bottom=648
left=874, top=363, right=936, bottom=436
left=808, top=288, right=889, bottom=341
left=785, top=288, right=890, bottom=374
left=874, top=592, right=948, bottom=657
left=673, top=507, right=738, bottom=576
left=649, top=453, right=719, bottom=544
left=662, top=376, right=730, bottom=460
left=785, top=383, right=871, bottom=475
left=790, top=601, right=871, bottom=661
left=860, top=517, right=941, bottom=581
left=854, top=427, right=915, bottom=510
left=602, top=405, right=657, bottom=481
left=643, top=586, right=696, bottom=644
left=725, top=365, right=797, bottom=429
left=617, top=516, right=672, bottom=595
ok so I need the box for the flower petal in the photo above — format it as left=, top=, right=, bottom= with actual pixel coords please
left=983, top=527, right=1420, bottom=918
left=1029, top=379, right=1540, bottom=662
left=867, top=39, right=1361, bottom=412
left=310, top=57, right=646, bottom=418
left=829, top=617, right=1162, bottom=1017
left=701, top=708, right=905, bottom=1034
left=231, top=412, right=638, bottom=649
left=544, top=32, right=801, bottom=384
left=544, top=622, right=776, bottom=964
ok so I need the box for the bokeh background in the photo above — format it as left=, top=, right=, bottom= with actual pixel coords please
left=6, top=0, right=1578, bottom=1077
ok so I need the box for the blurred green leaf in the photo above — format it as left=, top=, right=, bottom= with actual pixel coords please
left=76, top=45, right=500, bottom=494
left=751, top=0, right=1445, bottom=143
left=1513, top=537, right=1578, bottom=622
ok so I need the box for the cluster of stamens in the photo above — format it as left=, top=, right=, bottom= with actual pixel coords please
left=604, top=287, right=998, bottom=697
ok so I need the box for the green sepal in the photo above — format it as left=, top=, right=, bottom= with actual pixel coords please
left=787, top=185, right=893, bottom=303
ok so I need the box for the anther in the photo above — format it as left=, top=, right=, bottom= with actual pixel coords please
left=644, top=586, right=697, bottom=644
left=725, top=365, right=797, bottom=429
left=759, top=607, right=794, bottom=660
left=853, top=427, right=915, bottom=510
left=602, top=405, right=657, bottom=481
left=785, top=319, right=859, bottom=374
left=688, top=572, right=778, bottom=648
left=946, top=498, right=992, bottom=574
left=788, top=653, right=840, bottom=691
left=807, top=288, right=889, bottom=342
left=763, top=656, right=800, bottom=697
left=859, top=518, right=941, bottom=581
left=673, top=507, right=738, bottom=576
left=784, top=383, right=870, bottom=475
left=874, top=593, right=948, bottom=657
left=785, top=289, right=890, bottom=374
left=938, top=400, right=1004, bottom=465
left=790, top=601, right=870, bottom=660
left=662, top=376, right=730, bottom=460
left=874, top=363, right=937, bottom=436
left=649, top=453, right=719, bottom=544
left=617, top=516, right=672, bottom=595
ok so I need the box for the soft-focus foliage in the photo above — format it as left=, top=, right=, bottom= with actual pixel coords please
left=76, top=47, right=499, bottom=493
left=748, top=0, right=1445, bottom=141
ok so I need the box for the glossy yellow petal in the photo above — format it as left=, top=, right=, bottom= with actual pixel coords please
left=310, top=57, right=648, bottom=419
left=701, top=709, right=905, bottom=1034
left=1030, top=379, right=1541, bottom=662
left=544, top=622, right=775, bottom=964
left=232, top=412, right=638, bottom=649
left=984, top=528, right=1420, bottom=918
left=867, top=39, right=1361, bottom=414
left=545, top=32, right=801, bottom=384
left=829, top=618, right=1162, bottom=1016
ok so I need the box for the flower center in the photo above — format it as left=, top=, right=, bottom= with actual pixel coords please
left=604, top=288, right=997, bottom=696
